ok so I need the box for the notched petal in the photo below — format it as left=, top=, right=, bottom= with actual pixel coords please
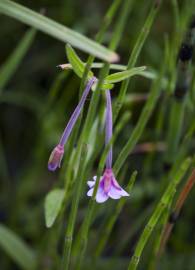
left=96, top=188, right=109, bottom=203
left=119, top=189, right=129, bottom=197
left=108, top=186, right=121, bottom=199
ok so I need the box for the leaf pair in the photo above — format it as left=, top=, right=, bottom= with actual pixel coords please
left=65, top=44, right=146, bottom=90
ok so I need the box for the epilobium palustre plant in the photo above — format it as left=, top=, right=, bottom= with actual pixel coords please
left=49, top=44, right=140, bottom=202
left=1, top=1, right=195, bottom=270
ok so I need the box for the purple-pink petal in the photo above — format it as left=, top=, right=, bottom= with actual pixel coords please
left=87, top=186, right=109, bottom=203
left=86, top=171, right=129, bottom=203
left=108, top=186, right=122, bottom=199
left=96, top=188, right=109, bottom=203
left=118, top=188, right=129, bottom=197
left=112, top=177, right=122, bottom=190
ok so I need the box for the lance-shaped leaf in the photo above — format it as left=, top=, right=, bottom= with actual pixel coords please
left=66, top=44, right=94, bottom=79
left=105, top=66, right=146, bottom=84
left=59, top=63, right=168, bottom=86
left=0, top=0, right=118, bottom=62
left=0, top=224, right=36, bottom=270
left=44, top=188, right=65, bottom=228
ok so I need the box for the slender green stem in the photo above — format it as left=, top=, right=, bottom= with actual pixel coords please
left=165, top=100, right=185, bottom=163
left=148, top=193, right=174, bottom=270
left=113, top=68, right=163, bottom=175
left=171, top=0, right=180, bottom=31
left=114, top=205, right=154, bottom=255
left=113, top=0, right=160, bottom=121
left=128, top=157, right=191, bottom=270
left=156, top=168, right=195, bottom=260
left=79, top=0, right=122, bottom=95
left=165, top=13, right=195, bottom=164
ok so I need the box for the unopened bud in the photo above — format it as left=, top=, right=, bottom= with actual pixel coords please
left=48, top=144, right=64, bottom=171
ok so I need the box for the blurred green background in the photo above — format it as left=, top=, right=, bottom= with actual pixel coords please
left=0, top=1, right=195, bottom=270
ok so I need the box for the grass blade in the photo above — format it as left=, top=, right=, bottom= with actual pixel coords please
left=0, top=0, right=118, bottom=62
left=0, top=223, right=36, bottom=270
left=113, top=68, right=164, bottom=175
left=105, top=66, right=146, bottom=83
left=128, top=157, right=191, bottom=270
left=0, top=28, right=36, bottom=93
left=114, top=0, right=161, bottom=119
left=65, top=44, right=94, bottom=79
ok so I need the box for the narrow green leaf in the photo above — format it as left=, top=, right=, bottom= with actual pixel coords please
left=0, top=223, right=36, bottom=270
left=66, top=44, right=94, bottom=79
left=105, top=66, right=146, bottom=83
left=0, top=28, right=36, bottom=93
left=44, top=188, right=65, bottom=228
left=0, top=0, right=119, bottom=62
left=114, top=2, right=160, bottom=119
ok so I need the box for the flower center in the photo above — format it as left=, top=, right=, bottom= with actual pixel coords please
left=104, top=177, right=111, bottom=193
left=102, top=169, right=113, bottom=193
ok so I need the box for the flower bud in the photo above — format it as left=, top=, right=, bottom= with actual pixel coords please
left=48, top=144, right=64, bottom=171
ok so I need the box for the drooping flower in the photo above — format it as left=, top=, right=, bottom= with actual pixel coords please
left=87, top=90, right=129, bottom=202
left=87, top=169, right=129, bottom=203
left=48, top=76, right=97, bottom=171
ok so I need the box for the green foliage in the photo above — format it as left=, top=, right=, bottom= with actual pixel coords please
left=0, top=224, right=36, bottom=270
left=128, top=157, right=191, bottom=270
left=0, top=0, right=118, bottom=62
left=65, top=44, right=94, bottom=79
left=44, top=188, right=65, bottom=228
left=105, top=66, right=146, bottom=84
left=65, top=44, right=145, bottom=90
left=0, top=28, right=36, bottom=93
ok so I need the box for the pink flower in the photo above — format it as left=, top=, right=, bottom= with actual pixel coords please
left=87, top=169, right=129, bottom=203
